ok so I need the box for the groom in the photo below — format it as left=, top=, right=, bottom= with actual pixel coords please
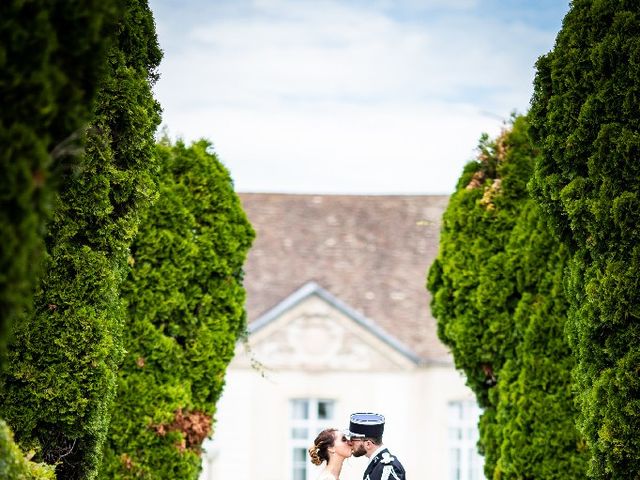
left=346, top=412, right=406, bottom=480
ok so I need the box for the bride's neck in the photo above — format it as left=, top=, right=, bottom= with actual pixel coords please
left=326, top=457, right=344, bottom=477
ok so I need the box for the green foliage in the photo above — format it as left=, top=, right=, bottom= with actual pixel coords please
left=0, top=0, right=121, bottom=367
left=428, top=116, right=587, bottom=479
left=492, top=203, right=587, bottom=479
left=0, top=2, right=162, bottom=479
left=428, top=118, right=533, bottom=476
left=529, top=1, right=640, bottom=477
left=99, top=139, right=255, bottom=479
left=428, top=117, right=534, bottom=407
left=0, top=420, right=56, bottom=480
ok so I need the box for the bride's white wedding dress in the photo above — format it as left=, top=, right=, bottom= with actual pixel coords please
left=317, top=471, right=338, bottom=480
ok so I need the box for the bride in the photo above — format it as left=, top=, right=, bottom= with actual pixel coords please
left=308, top=428, right=353, bottom=480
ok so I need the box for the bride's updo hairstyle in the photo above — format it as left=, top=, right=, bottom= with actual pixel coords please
left=308, top=428, right=337, bottom=465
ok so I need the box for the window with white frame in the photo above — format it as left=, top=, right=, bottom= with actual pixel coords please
left=448, top=400, right=483, bottom=480
left=290, top=399, right=336, bottom=480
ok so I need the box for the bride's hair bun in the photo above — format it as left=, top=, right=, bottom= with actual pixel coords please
left=309, top=445, right=323, bottom=465
left=308, top=428, right=337, bottom=466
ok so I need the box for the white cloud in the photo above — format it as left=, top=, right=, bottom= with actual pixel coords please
left=151, top=0, right=567, bottom=193
left=161, top=100, right=505, bottom=194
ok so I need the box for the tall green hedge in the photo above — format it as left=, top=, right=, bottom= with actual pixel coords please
left=0, top=2, right=162, bottom=479
left=529, top=1, right=640, bottom=477
left=428, top=116, right=586, bottom=478
left=492, top=202, right=587, bottom=479
left=0, top=0, right=120, bottom=367
left=428, top=118, right=534, bottom=475
left=428, top=117, right=534, bottom=408
left=1, top=2, right=121, bottom=477
left=99, top=139, right=255, bottom=479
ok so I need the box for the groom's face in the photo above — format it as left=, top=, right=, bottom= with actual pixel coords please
left=349, top=438, right=368, bottom=457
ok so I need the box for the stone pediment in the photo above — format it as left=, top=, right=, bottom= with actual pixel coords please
left=231, top=282, right=418, bottom=372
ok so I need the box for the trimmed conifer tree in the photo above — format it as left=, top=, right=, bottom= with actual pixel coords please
left=428, top=118, right=534, bottom=475
left=529, top=1, right=640, bottom=477
left=428, top=116, right=587, bottom=478
left=99, top=139, right=255, bottom=479
left=1, top=2, right=120, bottom=477
left=428, top=117, right=533, bottom=407
left=0, top=0, right=120, bottom=368
left=492, top=202, right=587, bottom=479
left=0, top=1, right=162, bottom=478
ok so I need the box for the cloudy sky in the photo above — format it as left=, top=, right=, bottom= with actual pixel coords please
left=149, top=0, right=570, bottom=194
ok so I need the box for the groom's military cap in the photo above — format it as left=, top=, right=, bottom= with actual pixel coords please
left=346, top=412, right=385, bottom=438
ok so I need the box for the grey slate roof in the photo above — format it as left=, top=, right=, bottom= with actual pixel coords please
left=238, top=193, right=452, bottom=363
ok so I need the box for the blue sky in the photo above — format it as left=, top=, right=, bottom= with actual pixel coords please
left=149, top=0, right=570, bottom=194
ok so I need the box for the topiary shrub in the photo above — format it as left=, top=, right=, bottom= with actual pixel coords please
left=0, top=1, right=162, bottom=478
left=428, top=117, right=535, bottom=475
left=0, top=0, right=121, bottom=368
left=491, top=202, right=587, bottom=479
left=529, top=1, right=640, bottom=477
left=428, top=116, right=534, bottom=408
left=99, top=139, right=255, bottom=479
left=428, top=115, right=587, bottom=479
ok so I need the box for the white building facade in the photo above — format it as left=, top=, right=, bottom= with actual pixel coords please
left=199, top=194, right=483, bottom=480
left=200, top=283, right=482, bottom=480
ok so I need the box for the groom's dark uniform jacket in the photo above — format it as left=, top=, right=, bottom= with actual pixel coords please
left=363, top=448, right=406, bottom=480
left=347, top=413, right=407, bottom=480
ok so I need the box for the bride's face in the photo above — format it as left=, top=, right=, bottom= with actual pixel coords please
left=333, top=431, right=353, bottom=458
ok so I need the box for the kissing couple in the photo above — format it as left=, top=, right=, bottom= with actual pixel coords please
left=309, top=412, right=406, bottom=480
